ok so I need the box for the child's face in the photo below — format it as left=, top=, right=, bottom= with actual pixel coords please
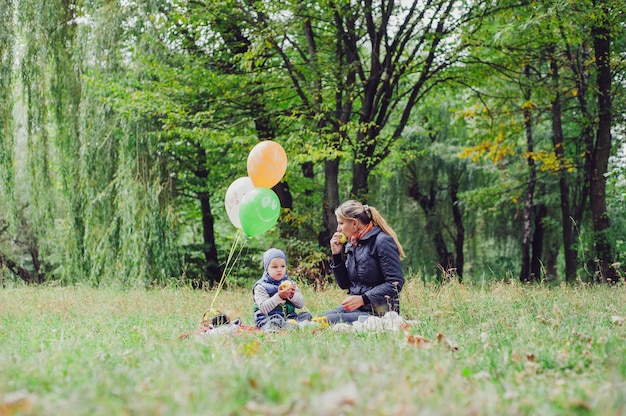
left=266, top=257, right=287, bottom=281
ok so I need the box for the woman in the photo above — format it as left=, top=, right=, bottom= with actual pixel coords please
left=322, top=200, right=405, bottom=324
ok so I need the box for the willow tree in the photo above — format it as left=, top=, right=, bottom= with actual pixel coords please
left=12, top=0, right=61, bottom=283
left=0, top=0, right=17, bottom=278
left=74, top=1, right=207, bottom=286
left=0, top=0, right=15, bottom=217
left=3, top=0, right=182, bottom=286
left=401, top=100, right=473, bottom=280
left=100, top=1, right=304, bottom=285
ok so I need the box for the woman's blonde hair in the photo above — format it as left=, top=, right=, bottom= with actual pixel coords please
left=335, top=200, right=405, bottom=259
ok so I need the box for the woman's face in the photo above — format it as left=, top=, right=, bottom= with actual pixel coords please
left=336, top=216, right=359, bottom=238
left=266, top=257, right=287, bottom=281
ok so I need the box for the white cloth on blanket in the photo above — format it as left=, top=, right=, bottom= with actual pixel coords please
left=194, top=319, right=241, bottom=337
left=331, top=311, right=409, bottom=333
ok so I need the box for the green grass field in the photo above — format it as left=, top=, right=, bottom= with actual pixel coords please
left=1, top=279, right=625, bottom=415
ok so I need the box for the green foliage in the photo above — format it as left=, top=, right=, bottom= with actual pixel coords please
left=606, top=147, right=626, bottom=269
left=0, top=0, right=15, bottom=226
left=2, top=0, right=625, bottom=287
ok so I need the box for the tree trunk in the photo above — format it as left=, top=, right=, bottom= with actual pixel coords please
left=531, top=204, right=547, bottom=280
left=199, top=192, right=220, bottom=285
left=196, top=147, right=221, bottom=287
left=351, top=159, right=370, bottom=201
left=549, top=53, right=577, bottom=282
left=520, top=65, right=537, bottom=283
left=321, top=158, right=340, bottom=246
left=409, top=181, right=454, bottom=282
left=272, top=181, right=293, bottom=210
left=568, top=42, right=592, bottom=227
left=0, top=252, right=36, bottom=283
left=557, top=21, right=591, bottom=260
left=450, top=175, right=464, bottom=280
left=590, top=2, right=615, bottom=282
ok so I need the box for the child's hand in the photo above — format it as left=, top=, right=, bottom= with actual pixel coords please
left=278, top=281, right=295, bottom=299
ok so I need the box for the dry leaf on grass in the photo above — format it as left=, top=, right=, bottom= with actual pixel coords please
left=406, top=334, right=433, bottom=349
left=436, top=333, right=459, bottom=352
left=309, top=382, right=358, bottom=416
left=0, top=390, right=33, bottom=416
left=243, top=400, right=292, bottom=415
left=523, top=352, right=541, bottom=374
left=405, top=332, right=459, bottom=352
left=611, top=315, right=626, bottom=325
left=510, top=351, right=537, bottom=364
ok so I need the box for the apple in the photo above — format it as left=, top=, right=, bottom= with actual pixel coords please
left=338, top=233, right=348, bottom=243
left=279, top=281, right=292, bottom=291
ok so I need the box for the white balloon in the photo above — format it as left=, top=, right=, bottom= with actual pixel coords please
left=224, top=176, right=255, bottom=228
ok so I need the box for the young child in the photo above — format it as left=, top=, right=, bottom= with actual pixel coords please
left=253, top=248, right=312, bottom=330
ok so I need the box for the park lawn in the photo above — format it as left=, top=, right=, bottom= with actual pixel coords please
left=0, top=279, right=625, bottom=415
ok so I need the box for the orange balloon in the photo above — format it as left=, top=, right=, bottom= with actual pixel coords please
left=247, top=141, right=287, bottom=188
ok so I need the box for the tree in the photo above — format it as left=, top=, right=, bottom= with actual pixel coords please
left=0, top=0, right=16, bottom=233
left=220, top=0, right=496, bottom=242
left=5, top=0, right=624, bottom=286
left=456, top=0, right=625, bottom=282
left=401, top=104, right=469, bottom=281
left=588, top=0, right=616, bottom=281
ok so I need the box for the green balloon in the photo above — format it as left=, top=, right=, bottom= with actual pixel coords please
left=239, top=188, right=280, bottom=237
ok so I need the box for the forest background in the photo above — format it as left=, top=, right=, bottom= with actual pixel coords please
left=0, top=0, right=625, bottom=289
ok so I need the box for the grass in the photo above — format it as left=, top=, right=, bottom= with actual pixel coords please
left=0, top=279, right=625, bottom=415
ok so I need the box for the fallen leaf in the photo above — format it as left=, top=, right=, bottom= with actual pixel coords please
left=407, top=334, right=432, bottom=349
left=248, top=377, right=259, bottom=389
left=436, top=332, right=459, bottom=352
left=0, top=391, right=33, bottom=416
left=310, top=382, right=358, bottom=416
left=611, top=315, right=626, bottom=325
left=244, top=400, right=291, bottom=415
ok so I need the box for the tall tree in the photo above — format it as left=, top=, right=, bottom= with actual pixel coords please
left=519, top=64, right=539, bottom=282
left=547, top=40, right=577, bottom=282
left=589, top=0, right=616, bottom=281
left=0, top=0, right=15, bottom=220
left=456, top=0, right=625, bottom=282
left=401, top=101, right=470, bottom=280
left=227, top=0, right=494, bottom=241
left=0, top=0, right=17, bottom=278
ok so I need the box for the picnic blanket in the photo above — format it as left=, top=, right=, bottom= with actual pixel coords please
left=178, top=319, right=259, bottom=339
left=178, top=311, right=413, bottom=339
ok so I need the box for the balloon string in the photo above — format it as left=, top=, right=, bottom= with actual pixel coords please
left=207, top=229, right=247, bottom=315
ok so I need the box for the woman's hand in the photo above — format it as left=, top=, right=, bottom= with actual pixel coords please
left=341, top=295, right=365, bottom=312
left=330, top=232, right=346, bottom=255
